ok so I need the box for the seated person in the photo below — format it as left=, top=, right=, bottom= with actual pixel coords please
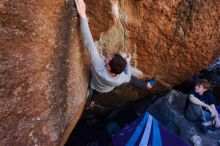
left=185, top=79, right=220, bottom=129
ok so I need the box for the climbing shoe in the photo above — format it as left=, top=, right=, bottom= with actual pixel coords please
left=147, top=78, right=157, bottom=86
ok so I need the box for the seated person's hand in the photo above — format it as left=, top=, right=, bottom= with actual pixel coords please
left=214, top=120, right=220, bottom=128
left=206, top=105, right=216, bottom=117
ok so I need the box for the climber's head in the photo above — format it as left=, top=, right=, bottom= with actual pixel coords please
left=105, top=53, right=127, bottom=76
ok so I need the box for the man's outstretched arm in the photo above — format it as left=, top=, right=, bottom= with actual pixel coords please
left=75, top=0, right=104, bottom=70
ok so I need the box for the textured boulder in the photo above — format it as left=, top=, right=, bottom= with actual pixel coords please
left=86, top=0, right=220, bottom=88
left=0, top=0, right=219, bottom=145
left=86, top=0, right=220, bottom=103
left=0, top=0, right=89, bottom=145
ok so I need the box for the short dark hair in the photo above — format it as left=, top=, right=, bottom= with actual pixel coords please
left=196, top=79, right=211, bottom=90
left=108, top=54, right=126, bottom=74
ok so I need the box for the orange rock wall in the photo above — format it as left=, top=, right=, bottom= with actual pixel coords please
left=86, top=0, right=220, bottom=105
left=0, top=0, right=89, bottom=145
left=87, top=0, right=220, bottom=88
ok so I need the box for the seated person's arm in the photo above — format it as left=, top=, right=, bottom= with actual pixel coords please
left=189, top=94, right=208, bottom=108
left=189, top=95, right=216, bottom=116
left=210, top=104, right=220, bottom=127
left=208, top=93, right=217, bottom=116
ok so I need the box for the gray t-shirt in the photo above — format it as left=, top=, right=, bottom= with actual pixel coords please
left=80, top=18, right=131, bottom=93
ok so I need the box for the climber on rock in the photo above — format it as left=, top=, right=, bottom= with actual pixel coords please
left=185, top=79, right=220, bottom=130
left=75, top=0, right=156, bottom=110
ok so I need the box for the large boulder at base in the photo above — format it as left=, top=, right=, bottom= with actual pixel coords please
left=147, top=90, right=220, bottom=146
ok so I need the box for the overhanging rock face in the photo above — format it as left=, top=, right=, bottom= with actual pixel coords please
left=0, top=0, right=219, bottom=145
left=85, top=0, right=220, bottom=104
left=86, top=0, right=220, bottom=88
